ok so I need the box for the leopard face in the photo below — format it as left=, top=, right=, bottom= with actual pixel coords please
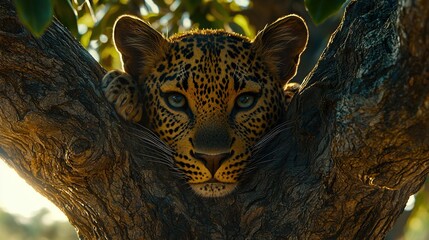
left=105, top=15, right=308, bottom=197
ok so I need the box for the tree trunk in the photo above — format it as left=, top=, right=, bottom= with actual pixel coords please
left=0, top=0, right=428, bottom=239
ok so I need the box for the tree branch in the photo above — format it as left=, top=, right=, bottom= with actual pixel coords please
left=0, top=0, right=428, bottom=239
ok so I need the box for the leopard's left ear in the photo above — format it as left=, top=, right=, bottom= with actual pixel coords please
left=252, top=15, right=308, bottom=85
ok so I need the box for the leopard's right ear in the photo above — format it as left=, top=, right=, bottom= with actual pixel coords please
left=113, top=15, right=169, bottom=78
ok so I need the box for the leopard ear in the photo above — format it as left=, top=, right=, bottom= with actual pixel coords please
left=252, top=15, right=308, bottom=85
left=113, top=15, right=169, bottom=78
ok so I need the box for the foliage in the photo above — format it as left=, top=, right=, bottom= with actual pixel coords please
left=74, top=0, right=257, bottom=69
left=0, top=208, right=77, bottom=240
left=12, top=0, right=253, bottom=69
left=13, top=0, right=53, bottom=37
left=404, top=181, right=429, bottom=240
left=13, top=0, right=347, bottom=66
left=304, top=0, right=347, bottom=24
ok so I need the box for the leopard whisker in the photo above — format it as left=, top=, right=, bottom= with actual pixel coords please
left=136, top=137, right=173, bottom=156
left=253, top=120, right=295, bottom=150
left=132, top=139, right=173, bottom=157
left=248, top=148, right=283, bottom=169
left=137, top=154, right=183, bottom=178
left=145, top=159, right=174, bottom=168
left=133, top=123, right=162, bottom=138
left=255, top=147, right=284, bottom=160
left=125, top=124, right=189, bottom=181
left=243, top=144, right=286, bottom=176
left=243, top=156, right=281, bottom=175
left=128, top=128, right=173, bottom=156
left=137, top=153, right=172, bottom=164
left=129, top=128, right=167, bottom=146
left=178, top=181, right=193, bottom=191
left=251, top=156, right=279, bottom=167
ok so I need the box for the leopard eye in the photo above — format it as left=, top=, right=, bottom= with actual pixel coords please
left=236, top=94, right=257, bottom=109
left=166, top=92, right=186, bottom=109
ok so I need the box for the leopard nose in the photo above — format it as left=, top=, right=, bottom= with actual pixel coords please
left=194, top=152, right=231, bottom=176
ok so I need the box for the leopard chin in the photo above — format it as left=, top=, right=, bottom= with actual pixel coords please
left=190, top=182, right=237, bottom=198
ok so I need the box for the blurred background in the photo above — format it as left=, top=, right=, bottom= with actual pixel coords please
left=1, top=0, right=428, bottom=239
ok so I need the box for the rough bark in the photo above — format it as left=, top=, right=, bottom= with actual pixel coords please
left=0, top=0, right=428, bottom=239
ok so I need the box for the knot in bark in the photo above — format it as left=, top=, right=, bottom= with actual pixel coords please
left=65, top=137, right=106, bottom=173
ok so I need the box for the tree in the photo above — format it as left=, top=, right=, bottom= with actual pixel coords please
left=0, top=0, right=428, bottom=238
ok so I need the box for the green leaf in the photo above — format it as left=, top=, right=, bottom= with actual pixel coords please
left=53, top=0, right=78, bottom=36
left=184, top=0, right=203, bottom=14
left=304, top=0, right=346, bottom=24
left=210, top=1, right=230, bottom=21
left=14, top=0, right=54, bottom=37
left=91, top=4, right=128, bottom=41
left=231, top=14, right=253, bottom=37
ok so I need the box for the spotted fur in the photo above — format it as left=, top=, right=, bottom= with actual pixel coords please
left=102, top=15, right=308, bottom=197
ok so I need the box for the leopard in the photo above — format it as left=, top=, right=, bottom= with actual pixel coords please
left=101, top=14, right=308, bottom=198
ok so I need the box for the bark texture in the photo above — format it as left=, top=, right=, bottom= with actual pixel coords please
left=0, top=0, right=428, bottom=239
